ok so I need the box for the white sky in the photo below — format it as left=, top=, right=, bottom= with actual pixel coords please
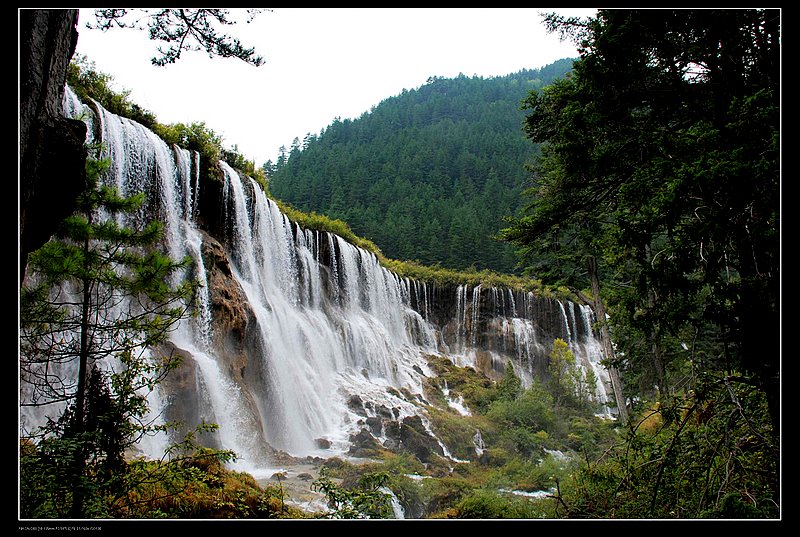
left=73, top=8, right=596, bottom=167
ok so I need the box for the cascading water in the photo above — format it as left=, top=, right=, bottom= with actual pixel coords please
left=215, top=161, right=444, bottom=458
left=23, top=87, right=618, bottom=476
left=575, top=304, right=615, bottom=418
left=446, top=284, right=616, bottom=417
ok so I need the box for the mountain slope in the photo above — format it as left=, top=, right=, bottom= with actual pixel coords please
left=267, top=59, right=574, bottom=273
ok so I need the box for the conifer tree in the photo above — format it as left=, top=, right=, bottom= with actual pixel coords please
left=502, top=9, right=779, bottom=425
left=20, top=150, right=199, bottom=517
left=88, top=9, right=266, bottom=67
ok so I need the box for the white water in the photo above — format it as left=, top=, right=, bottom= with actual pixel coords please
left=21, top=89, right=201, bottom=457
left=23, top=88, right=618, bottom=473
left=451, top=285, right=615, bottom=416
left=216, top=161, right=442, bottom=458
left=442, top=380, right=472, bottom=416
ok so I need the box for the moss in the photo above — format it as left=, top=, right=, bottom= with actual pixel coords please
left=426, top=407, right=483, bottom=462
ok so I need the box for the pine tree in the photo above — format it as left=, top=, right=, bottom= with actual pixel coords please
left=20, top=150, right=201, bottom=517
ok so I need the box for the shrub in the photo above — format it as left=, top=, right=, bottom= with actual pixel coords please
left=452, top=489, right=540, bottom=519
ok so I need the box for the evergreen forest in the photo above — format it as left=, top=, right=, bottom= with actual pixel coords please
left=267, top=60, right=574, bottom=273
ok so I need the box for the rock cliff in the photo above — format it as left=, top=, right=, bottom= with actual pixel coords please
left=19, top=9, right=86, bottom=279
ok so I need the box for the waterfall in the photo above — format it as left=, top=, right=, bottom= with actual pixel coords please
left=20, top=87, right=206, bottom=457
left=443, top=285, right=615, bottom=416
left=577, top=304, right=615, bottom=418
left=441, top=380, right=471, bottom=416
left=381, top=487, right=405, bottom=519
left=557, top=300, right=572, bottom=342
left=473, top=430, right=485, bottom=456
left=470, top=284, right=482, bottom=347
left=25, top=87, right=618, bottom=475
left=214, top=163, right=444, bottom=456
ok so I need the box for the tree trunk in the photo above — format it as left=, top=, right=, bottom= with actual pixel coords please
left=587, top=256, right=628, bottom=423
left=69, top=230, right=94, bottom=518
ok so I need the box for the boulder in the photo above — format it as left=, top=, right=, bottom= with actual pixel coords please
left=399, top=416, right=444, bottom=464
left=347, top=428, right=383, bottom=458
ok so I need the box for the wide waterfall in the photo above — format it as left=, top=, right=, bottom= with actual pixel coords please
left=21, top=87, right=616, bottom=477
left=214, top=160, right=442, bottom=462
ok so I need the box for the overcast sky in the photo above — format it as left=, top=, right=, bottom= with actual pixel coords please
left=73, top=8, right=596, bottom=167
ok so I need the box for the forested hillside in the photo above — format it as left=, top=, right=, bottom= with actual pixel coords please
left=267, top=59, right=573, bottom=273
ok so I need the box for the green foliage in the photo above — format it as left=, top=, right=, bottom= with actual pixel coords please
left=21, top=439, right=300, bottom=519
left=547, top=339, right=577, bottom=404
left=503, top=9, right=780, bottom=423
left=67, top=56, right=568, bottom=304
left=312, top=470, right=393, bottom=519
left=555, top=373, right=778, bottom=518
left=118, top=449, right=301, bottom=518
left=19, top=150, right=217, bottom=518
left=496, top=363, right=522, bottom=401
left=545, top=338, right=597, bottom=410
left=380, top=256, right=555, bottom=296
left=275, top=200, right=383, bottom=257
left=21, top=151, right=194, bottom=405
left=488, top=454, right=569, bottom=494
left=275, top=202, right=564, bottom=297
left=88, top=9, right=266, bottom=67
left=302, top=357, right=623, bottom=519
left=67, top=55, right=158, bottom=129
left=402, top=361, right=775, bottom=521
left=449, top=489, right=542, bottom=519
left=424, top=355, right=497, bottom=414
left=153, top=121, right=223, bottom=162
left=69, top=57, right=264, bottom=197
left=425, top=407, right=486, bottom=462
left=485, top=380, right=556, bottom=458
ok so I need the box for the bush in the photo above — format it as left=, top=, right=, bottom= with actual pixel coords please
left=452, top=489, right=541, bottom=519
left=557, top=374, right=778, bottom=519
left=67, top=55, right=158, bottom=129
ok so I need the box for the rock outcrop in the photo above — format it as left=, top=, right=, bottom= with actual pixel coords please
left=160, top=231, right=280, bottom=462
left=202, top=229, right=257, bottom=380
left=20, top=9, right=86, bottom=279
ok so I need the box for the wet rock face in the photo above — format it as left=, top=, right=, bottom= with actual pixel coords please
left=347, top=428, right=384, bottom=458
left=201, top=231, right=273, bottom=418
left=194, top=162, right=227, bottom=245
left=21, top=117, right=87, bottom=268
left=156, top=341, right=209, bottom=447
left=159, top=231, right=279, bottom=461
left=202, top=230, right=255, bottom=375
left=345, top=395, right=446, bottom=463
left=20, top=9, right=79, bottom=149
left=20, top=9, right=85, bottom=277
left=398, top=415, right=444, bottom=463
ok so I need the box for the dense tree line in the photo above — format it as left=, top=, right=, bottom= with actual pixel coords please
left=267, top=60, right=574, bottom=273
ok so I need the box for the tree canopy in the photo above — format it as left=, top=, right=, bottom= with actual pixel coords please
left=502, top=8, right=779, bottom=423
left=87, top=8, right=266, bottom=66
left=499, top=9, right=780, bottom=518
left=19, top=152, right=214, bottom=517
